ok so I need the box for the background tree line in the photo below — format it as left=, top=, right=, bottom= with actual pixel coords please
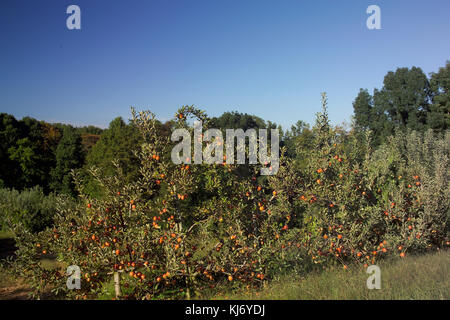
left=0, top=112, right=282, bottom=197
left=0, top=115, right=99, bottom=194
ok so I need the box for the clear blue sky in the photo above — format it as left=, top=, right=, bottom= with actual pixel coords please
left=1, top=0, right=449, bottom=130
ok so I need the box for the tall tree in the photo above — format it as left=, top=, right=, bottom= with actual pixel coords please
left=50, top=126, right=84, bottom=196
left=352, top=89, right=373, bottom=130
left=283, top=120, right=312, bottom=159
left=0, top=113, right=22, bottom=188
left=428, top=61, right=450, bottom=131
left=85, top=117, right=142, bottom=193
left=8, top=137, right=45, bottom=188
left=376, top=67, right=430, bottom=131
left=353, top=66, right=437, bottom=146
left=21, top=117, right=60, bottom=191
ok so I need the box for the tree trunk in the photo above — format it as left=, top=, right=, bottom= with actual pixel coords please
left=114, top=272, right=121, bottom=299
left=177, top=221, right=191, bottom=299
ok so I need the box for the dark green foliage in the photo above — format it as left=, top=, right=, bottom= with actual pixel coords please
left=353, top=63, right=449, bottom=146
left=210, top=111, right=268, bottom=131
left=52, top=123, right=104, bottom=136
left=0, top=113, right=23, bottom=189
left=428, top=61, right=450, bottom=131
left=283, top=120, right=312, bottom=159
left=378, top=67, right=430, bottom=131
left=50, top=126, right=84, bottom=196
left=76, top=125, right=104, bottom=135
left=8, top=138, right=45, bottom=189
left=83, top=117, right=142, bottom=197
left=0, top=114, right=104, bottom=194
left=352, top=89, right=373, bottom=131
left=0, top=115, right=59, bottom=191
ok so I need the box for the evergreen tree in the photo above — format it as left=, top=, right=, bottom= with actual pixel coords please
left=283, top=120, right=311, bottom=158
left=0, top=113, right=22, bottom=189
left=50, top=126, right=84, bottom=196
left=352, top=89, right=373, bottom=130
left=8, top=138, right=44, bottom=189
left=84, top=117, right=142, bottom=195
left=429, top=61, right=450, bottom=131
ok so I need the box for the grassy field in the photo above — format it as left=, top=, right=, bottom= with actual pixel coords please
left=214, top=249, right=449, bottom=300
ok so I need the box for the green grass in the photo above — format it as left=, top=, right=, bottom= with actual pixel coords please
left=0, top=265, right=17, bottom=287
left=216, top=249, right=450, bottom=300
left=1, top=242, right=448, bottom=299
left=0, top=231, right=14, bottom=240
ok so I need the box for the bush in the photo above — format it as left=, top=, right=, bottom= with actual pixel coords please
left=0, top=186, right=59, bottom=233
left=365, top=129, right=450, bottom=253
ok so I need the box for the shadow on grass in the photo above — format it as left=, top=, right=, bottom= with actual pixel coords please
left=0, top=286, right=30, bottom=300
left=0, top=237, right=17, bottom=261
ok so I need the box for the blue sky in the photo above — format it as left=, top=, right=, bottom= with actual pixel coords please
left=1, top=0, right=449, bottom=130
